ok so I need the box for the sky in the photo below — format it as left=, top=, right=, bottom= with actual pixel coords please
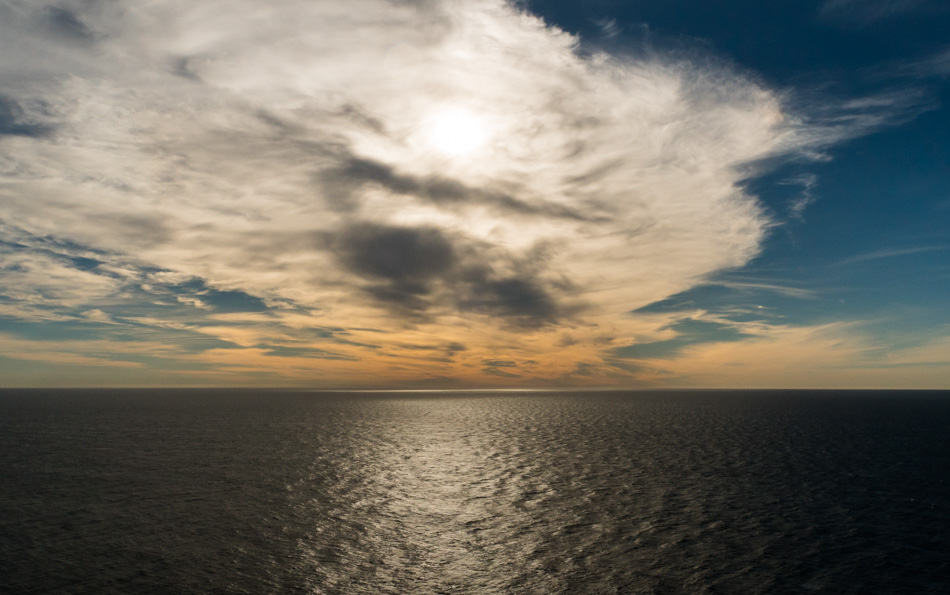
left=0, top=0, right=948, bottom=389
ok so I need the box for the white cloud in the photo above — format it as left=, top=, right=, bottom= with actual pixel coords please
left=593, top=18, right=620, bottom=39
left=0, top=0, right=930, bottom=380
left=835, top=245, right=950, bottom=266
left=783, top=174, right=817, bottom=221
left=0, top=249, right=121, bottom=310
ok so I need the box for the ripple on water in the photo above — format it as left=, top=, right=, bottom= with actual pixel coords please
left=1, top=389, right=949, bottom=594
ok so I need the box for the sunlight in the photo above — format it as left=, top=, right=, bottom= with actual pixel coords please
left=424, top=107, right=490, bottom=157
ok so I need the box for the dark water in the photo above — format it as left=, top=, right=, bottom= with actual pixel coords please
left=1, top=390, right=948, bottom=594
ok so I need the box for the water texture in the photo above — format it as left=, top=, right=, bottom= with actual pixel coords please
left=1, top=390, right=948, bottom=594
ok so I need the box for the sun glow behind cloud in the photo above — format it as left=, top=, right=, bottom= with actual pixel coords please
left=0, top=0, right=939, bottom=387
left=422, top=107, right=493, bottom=157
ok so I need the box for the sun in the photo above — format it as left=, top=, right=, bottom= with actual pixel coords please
left=424, top=107, right=490, bottom=157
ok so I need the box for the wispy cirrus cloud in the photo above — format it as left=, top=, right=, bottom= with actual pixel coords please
left=783, top=174, right=818, bottom=221
left=835, top=245, right=950, bottom=266
left=891, top=47, right=950, bottom=79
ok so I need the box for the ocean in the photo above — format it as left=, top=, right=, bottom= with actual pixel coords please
left=1, top=389, right=948, bottom=594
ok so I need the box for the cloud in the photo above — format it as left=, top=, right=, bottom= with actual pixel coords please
left=482, top=358, right=522, bottom=378
left=0, top=95, right=54, bottom=138
left=455, top=270, right=562, bottom=326
left=835, top=245, right=950, bottom=266
left=0, top=240, right=122, bottom=311
left=445, top=342, right=467, bottom=355
left=43, top=7, right=97, bottom=43
left=0, top=0, right=933, bottom=384
left=592, top=18, right=620, bottom=39
left=632, top=281, right=818, bottom=317
left=0, top=333, right=185, bottom=369
left=330, top=221, right=566, bottom=325
left=889, top=47, right=950, bottom=79
left=924, top=49, right=950, bottom=77
left=321, top=155, right=591, bottom=219
left=783, top=174, right=818, bottom=221
left=613, top=318, right=755, bottom=360
left=638, top=322, right=950, bottom=389
left=333, top=222, right=456, bottom=302
left=781, top=87, right=936, bottom=155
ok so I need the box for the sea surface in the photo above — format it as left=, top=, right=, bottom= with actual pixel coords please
left=1, top=389, right=948, bottom=594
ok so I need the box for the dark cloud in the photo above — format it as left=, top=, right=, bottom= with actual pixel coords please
left=481, top=359, right=517, bottom=367
left=483, top=366, right=521, bottom=379
left=571, top=362, right=596, bottom=376
left=361, top=283, right=429, bottom=312
left=333, top=223, right=455, bottom=313
left=336, top=223, right=455, bottom=282
left=603, top=359, right=654, bottom=376
left=0, top=96, right=54, bottom=138
left=247, top=324, right=382, bottom=350
left=558, top=334, right=579, bottom=347
left=337, top=104, right=387, bottom=136
left=257, top=344, right=355, bottom=361
left=171, top=57, right=203, bottom=81
left=321, top=155, right=593, bottom=220
left=44, top=7, right=95, bottom=42
left=445, top=342, right=467, bottom=355
left=398, top=343, right=440, bottom=351
left=331, top=221, right=566, bottom=325
left=456, top=268, right=560, bottom=326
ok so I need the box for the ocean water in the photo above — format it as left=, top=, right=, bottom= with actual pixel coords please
left=1, top=390, right=948, bottom=594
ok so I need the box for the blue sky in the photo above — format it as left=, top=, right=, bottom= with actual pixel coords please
left=0, top=0, right=948, bottom=387
left=533, top=0, right=950, bottom=384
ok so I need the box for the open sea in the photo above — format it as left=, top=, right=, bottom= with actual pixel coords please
left=1, top=389, right=948, bottom=594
